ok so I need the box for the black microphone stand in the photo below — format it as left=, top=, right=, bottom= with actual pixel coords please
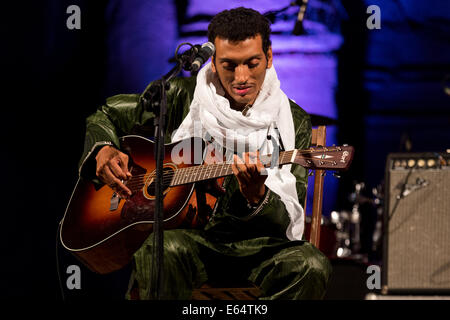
left=139, top=47, right=194, bottom=299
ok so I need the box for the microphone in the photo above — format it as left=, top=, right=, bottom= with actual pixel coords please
left=293, top=0, right=308, bottom=35
left=190, top=42, right=215, bottom=72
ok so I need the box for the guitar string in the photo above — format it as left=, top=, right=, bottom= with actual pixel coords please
left=124, top=162, right=232, bottom=182
left=121, top=148, right=342, bottom=182
left=124, top=165, right=234, bottom=190
left=122, top=151, right=296, bottom=189
left=122, top=154, right=343, bottom=188
left=110, top=147, right=349, bottom=194
left=122, top=158, right=342, bottom=192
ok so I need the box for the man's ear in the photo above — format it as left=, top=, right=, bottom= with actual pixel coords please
left=211, top=55, right=217, bottom=73
left=266, top=46, right=273, bottom=69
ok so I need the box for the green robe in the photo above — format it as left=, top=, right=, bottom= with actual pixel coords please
left=79, top=76, right=332, bottom=300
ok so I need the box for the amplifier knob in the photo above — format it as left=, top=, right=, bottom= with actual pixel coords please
left=427, top=159, right=436, bottom=167
left=417, top=159, right=425, bottom=167
left=401, top=160, right=407, bottom=168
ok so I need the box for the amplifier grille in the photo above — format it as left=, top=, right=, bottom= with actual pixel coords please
left=385, top=153, right=450, bottom=291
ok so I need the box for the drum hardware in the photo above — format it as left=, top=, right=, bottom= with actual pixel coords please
left=330, top=181, right=384, bottom=261
left=370, top=183, right=384, bottom=255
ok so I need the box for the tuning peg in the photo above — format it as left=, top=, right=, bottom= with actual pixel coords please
left=333, top=172, right=341, bottom=179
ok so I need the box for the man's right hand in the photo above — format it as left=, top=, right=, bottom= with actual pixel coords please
left=95, top=145, right=132, bottom=199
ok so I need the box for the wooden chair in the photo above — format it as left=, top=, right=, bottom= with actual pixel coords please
left=191, top=126, right=328, bottom=300
left=306, top=125, right=326, bottom=249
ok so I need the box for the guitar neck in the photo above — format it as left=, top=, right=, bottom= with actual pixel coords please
left=169, top=145, right=353, bottom=186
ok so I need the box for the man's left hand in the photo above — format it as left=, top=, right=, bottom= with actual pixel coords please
left=232, top=151, right=267, bottom=205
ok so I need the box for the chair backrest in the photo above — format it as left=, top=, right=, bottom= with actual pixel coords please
left=305, top=126, right=327, bottom=249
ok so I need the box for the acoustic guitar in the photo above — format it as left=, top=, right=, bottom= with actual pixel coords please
left=60, top=135, right=354, bottom=274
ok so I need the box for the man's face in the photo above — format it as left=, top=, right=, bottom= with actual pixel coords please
left=211, top=34, right=273, bottom=109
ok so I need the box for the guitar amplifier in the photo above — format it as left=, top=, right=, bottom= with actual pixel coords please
left=382, top=152, right=450, bottom=294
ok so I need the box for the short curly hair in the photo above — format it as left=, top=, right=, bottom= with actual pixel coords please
left=207, top=7, right=272, bottom=57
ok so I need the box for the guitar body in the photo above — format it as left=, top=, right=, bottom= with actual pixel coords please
left=60, top=135, right=219, bottom=274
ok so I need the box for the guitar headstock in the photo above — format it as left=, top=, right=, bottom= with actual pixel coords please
left=293, top=145, right=355, bottom=170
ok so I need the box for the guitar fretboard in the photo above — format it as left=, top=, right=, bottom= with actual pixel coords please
left=170, top=150, right=296, bottom=186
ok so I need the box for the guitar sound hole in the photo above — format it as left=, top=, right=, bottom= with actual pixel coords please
left=146, top=167, right=174, bottom=197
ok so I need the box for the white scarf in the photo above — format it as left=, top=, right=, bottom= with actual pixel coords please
left=172, top=62, right=304, bottom=240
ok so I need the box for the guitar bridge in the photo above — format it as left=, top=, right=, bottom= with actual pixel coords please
left=110, top=193, right=120, bottom=211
